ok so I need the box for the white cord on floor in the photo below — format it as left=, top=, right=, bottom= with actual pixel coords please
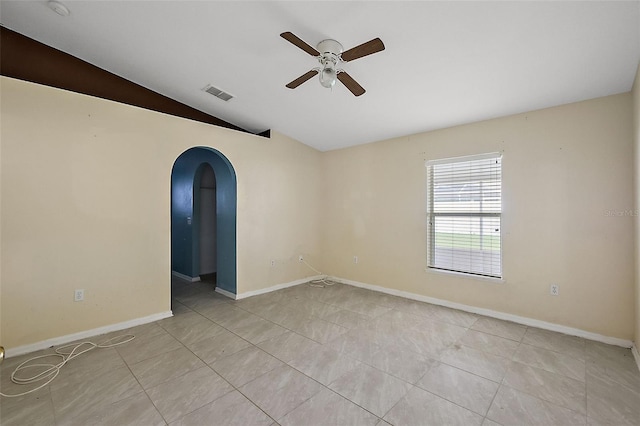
left=300, top=258, right=335, bottom=288
left=0, top=334, right=135, bottom=398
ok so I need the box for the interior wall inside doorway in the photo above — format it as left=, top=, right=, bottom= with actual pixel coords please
left=198, top=164, right=217, bottom=275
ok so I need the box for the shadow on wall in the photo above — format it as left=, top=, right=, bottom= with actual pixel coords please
left=171, top=147, right=237, bottom=295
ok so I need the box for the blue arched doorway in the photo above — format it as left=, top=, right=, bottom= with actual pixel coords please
left=171, top=147, right=237, bottom=296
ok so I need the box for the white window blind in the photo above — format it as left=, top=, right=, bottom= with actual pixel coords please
left=426, top=153, right=502, bottom=278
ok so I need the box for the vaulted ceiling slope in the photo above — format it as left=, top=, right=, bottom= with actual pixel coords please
left=1, top=1, right=639, bottom=151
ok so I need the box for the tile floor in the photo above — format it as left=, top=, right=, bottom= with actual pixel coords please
left=2, top=278, right=640, bottom=425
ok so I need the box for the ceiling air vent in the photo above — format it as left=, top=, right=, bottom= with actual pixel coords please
left=202, top=84, right=234, bottom=102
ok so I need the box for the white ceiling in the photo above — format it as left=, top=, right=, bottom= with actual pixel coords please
left=1, top=1, right=639, bottom=151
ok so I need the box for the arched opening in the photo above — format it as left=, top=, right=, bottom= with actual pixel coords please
left=170, top=147, right=237, bottom=299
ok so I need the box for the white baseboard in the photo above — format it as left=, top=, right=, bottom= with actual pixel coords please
left=172, top=270, right=201, bottom=282
left=331, top=276, right=634, bottom=348
left=215, top=287, right=237, bottom=300
left=632, top=344, right=640, bottom=373
left=5, top=311, right=173, bottom=358
left=236, top=275, right=324, bottom=300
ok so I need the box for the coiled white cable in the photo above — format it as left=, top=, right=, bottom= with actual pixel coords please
left=301, top=258, right=335, bottom=288
left=0, top=334, right=135, bottom=398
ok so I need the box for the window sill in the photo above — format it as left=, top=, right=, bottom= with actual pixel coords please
left=425, top=267, right=504, bottom=284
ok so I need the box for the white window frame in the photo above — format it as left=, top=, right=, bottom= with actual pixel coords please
left=426, top=152, right=503, bottom=279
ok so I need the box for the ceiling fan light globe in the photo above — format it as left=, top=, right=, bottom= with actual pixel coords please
left=320, top=67, right=337, bottom=88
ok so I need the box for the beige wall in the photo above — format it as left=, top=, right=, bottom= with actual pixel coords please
left=633, top=62, right=640, bottom=348
left=0, top=77, right=322, bottom=349
left=1, top=75, right=637, bottom=351
left=322, top=93, right=635, bottom=340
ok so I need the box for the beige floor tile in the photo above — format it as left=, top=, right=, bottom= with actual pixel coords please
left=342, top=301, right=392, bottom=318
left=471, top=317, right=527, bottom=342
left=458, top=329, right=520, bottom=358
left=170, top=299, right=192, bottom=315
left=260, top=306, right=312, bottom=329
left=328, top=363, right=411, bottom=417
left=371, top=293, right=411, bottom=310
left=440, top=344, right=510, bottom=382
left=0, top=364, right=53, bottom=400
left=412, top=321, right=468, bottom=355
left=129, top=347, right=205, bottom=389
left=49, top=347, right=125, bottom=391
left=383, top=385, right=483, bottom=426
left=238, top=364, right=324, bottom=420
left=585, top=342, right=640, bottom=391
left=157, top=310, right=207, bottom=330
left=170, top=390, right=273, bottom=426
left=196, top=302, right=243, bottom=322
left=417, top=362, right=499, bottom=415
left=116, top=330, right=183, bottom=365
left=289, top=298, right=343, bottom=319
left=288, top=345, right=361, bottom=386
left=61, top=392, right=164, bottom=426
left=307, top=283, right=356, bottom=303
left=366, top=326, right=452, bottom=360
left=0, top=390, right=55, bottom=426
left=279, top=388, right=379, bottom=426
left=513, top=343, right=586, bottom=382
left=320, top=308, right=370, bottom=329
left=51, top=365, right=142, bottom=423
left=486, top=385, right=586, bottom=426
left=374, top=309, right=433, bottom=331
left=231, top=317, right=288, bottom=344
left=357, top=342, right=438, bottom=384
left=229, top=293, right=276, bottom=311
left=394, top=299, right=438, bottom=318
left=585, top=340, right=634, bottom=364
left=291, top=318, right=349, bottom=344
left=522, top=328, right=586, bottom=360
left=327, top=329, right=381, bottom=362
left=162, top=318, right=226, bottom=347
left=428, top=305, right=479, bottom=328
left=586, top=372, right=640, bottom=425
left=115, top=322, right=167, bottom=340
left=182, top=292, right=229, bottom=312
left=211, top=346, right=283, bottom=387
left=146, top=366, right=233, bottom=423
left=257, top=331, right=322, bottom=363
left=186, top=329, right=251, bottom=364
left=503, top=361, right=586, bottom=414
left=211, top=308, right=264, bottom=331
left=241, top=300, right=287, bottom=319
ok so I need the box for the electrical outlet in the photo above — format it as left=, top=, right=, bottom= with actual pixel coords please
left=550, top=284, right=559, bottom=296
left=270, top=260, right=275, bottom=267
left=74, top=289, right=85, bottom=302
left=298, top=255, right=304, bottom=263
left=353, top=256, right=358, bottom=264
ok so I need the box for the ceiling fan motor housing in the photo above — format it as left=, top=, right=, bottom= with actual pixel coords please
left=317, top=39, right=344, bottom=58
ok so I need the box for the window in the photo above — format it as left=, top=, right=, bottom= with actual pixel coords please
left=426, top=153, right=502, bottom=278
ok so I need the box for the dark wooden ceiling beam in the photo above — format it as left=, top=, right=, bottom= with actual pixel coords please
left=0, top=26, right=268, bottom=137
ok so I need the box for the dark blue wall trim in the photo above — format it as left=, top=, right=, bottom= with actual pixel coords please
left=171, top=147, right=237, bottom=294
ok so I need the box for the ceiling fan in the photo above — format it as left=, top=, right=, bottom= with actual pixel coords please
left=280, top=32, right=385, bottom=97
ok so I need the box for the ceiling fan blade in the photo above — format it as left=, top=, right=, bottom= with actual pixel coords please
left=337, top=72, right=366, bottom=97
left=280, top=32, right=320, bottom=56
left=341, top=38, right=385, bottom=62
left=286, top=70, right=318, bottom=89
